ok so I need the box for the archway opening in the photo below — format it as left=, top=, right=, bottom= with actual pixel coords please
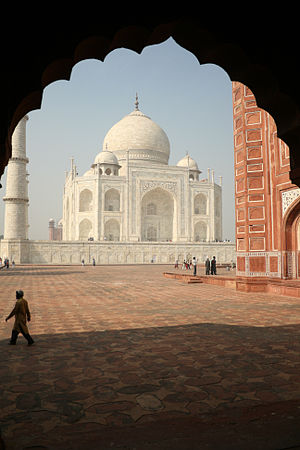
left=79, top=218, right=92, bottom=240
left=194, top=221, right=207, bottom=242
left=282, top=196, right=300, bottom=278
left=194, top=193, right=207, bottom=215
left=104, top=188, right=120, bottom=212
left=104, top=218, right=120, bottom=241
left=79, top=189, right=93, bottom=212
left=141, top=188, right=174, bottom=242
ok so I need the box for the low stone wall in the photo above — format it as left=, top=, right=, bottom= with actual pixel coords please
left=0, top=239, right=236, bottom=265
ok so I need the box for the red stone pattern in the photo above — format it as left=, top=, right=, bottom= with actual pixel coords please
left=232, top=82, right=299, bottom=281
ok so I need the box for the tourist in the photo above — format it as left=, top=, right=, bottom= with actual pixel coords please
left=205, top=256, right=210, bottom=275
left=5, top=290, right=34, bottom=346
left=92, top=258, right=95, bottom=266
left=192, top=256, right=197, bottom=276
left=174, top=259, right=179, bottom=269
left=12, top=260, right=15, bottom=268
left=182, top=260, right=186, bottom=270
left=211, top=256, right=217, bottom=275
left=81, top=259, right=85, bottom=266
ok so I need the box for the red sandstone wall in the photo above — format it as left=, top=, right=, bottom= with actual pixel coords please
left=232, top=82, right=298, bottom=279
left=48, top=225, right=62, bottom=241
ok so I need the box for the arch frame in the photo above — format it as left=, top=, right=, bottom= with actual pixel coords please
left=78, top=217, right=93, bottom=240
left=104, top=187, right=121, bottom=212
left=104, top=217, right=121, bottom=241
left=1, top=17, right=300, bottom=188
left=281, top=195, right=300, bottom=278
left=194, top=220, right=208, bottom=242
left=140, top=186, right=177, bottom=242
left=79, top=188, right=93, bottom=212
left=194, top=192, right=207, bottom=215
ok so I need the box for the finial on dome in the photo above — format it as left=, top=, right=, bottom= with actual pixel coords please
left=135, top=93, right=139, bottom=111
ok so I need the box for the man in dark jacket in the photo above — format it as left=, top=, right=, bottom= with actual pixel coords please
left=211, top=256, right=217, bottom=275
left=5, top=290, right=34, bottom=346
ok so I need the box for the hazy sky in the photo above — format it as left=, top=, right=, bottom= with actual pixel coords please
left=0, top=37, right=235, bottom=240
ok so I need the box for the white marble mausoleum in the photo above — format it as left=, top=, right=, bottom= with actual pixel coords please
left=0, top=97, right=236, bottom=265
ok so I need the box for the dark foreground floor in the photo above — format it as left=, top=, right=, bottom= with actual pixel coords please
left=0, top=265, right=300, bottom=449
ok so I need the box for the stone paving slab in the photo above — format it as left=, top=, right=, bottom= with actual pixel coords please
left=0, top=265, right=300, bottom=449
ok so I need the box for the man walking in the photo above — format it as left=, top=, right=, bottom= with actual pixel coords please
left=5, top=290, right=34, bottom=346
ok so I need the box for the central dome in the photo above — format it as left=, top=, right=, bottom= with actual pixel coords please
left=102, top=98, right=170, bottom=165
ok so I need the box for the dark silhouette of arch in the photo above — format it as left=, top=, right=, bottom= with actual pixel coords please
left=1, top=15, right=300, bottom=187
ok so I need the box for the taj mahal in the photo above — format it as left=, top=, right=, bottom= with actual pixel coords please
left=0, top=96, right=236, bottom=265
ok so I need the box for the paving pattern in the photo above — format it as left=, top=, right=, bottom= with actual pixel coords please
left=0, top=264, right=300, bottom=449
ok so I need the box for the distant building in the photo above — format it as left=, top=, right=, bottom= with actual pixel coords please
left=63, top=96, right=222, bottom=244
left=48, top=219, right=62, bottom=241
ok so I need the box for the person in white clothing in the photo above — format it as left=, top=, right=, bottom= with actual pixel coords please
left=192, top=257, right=197, bottom=276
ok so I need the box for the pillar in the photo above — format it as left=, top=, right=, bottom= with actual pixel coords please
left=3, top=116, right=29, bottom=240
left=49, top=218, right=55, bottom=240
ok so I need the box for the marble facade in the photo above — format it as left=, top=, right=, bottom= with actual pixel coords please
left=1, top=97, right=235, bottom=265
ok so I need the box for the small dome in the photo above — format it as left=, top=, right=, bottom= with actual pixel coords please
left=83, top=168, right=94, bottom=176
left=93, top=149, right=119, bottom=166
left=177, top=154, right=200, bottom=172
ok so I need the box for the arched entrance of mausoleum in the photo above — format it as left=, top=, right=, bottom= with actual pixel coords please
left=141, top=188, right=175, bottom=242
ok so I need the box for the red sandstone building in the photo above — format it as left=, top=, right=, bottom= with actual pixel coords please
left=233, top=82, right=300, bottom=293
left=48, top=218, right=62, bottom=241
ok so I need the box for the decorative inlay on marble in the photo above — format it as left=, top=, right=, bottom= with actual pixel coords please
left=282, top=188, right=300, bottom=216
left=141, top=180, right=177, bottom=194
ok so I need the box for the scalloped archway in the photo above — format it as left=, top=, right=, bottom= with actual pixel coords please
left=1, top=17, right=300, bottom=188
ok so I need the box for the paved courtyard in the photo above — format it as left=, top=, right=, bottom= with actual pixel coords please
left=0, top=264, right=300, bottom=449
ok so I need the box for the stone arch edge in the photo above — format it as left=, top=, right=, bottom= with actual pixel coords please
left=2, top=19, right=300, bottom=184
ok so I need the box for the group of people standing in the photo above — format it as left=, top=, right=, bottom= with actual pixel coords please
left=174, top=259, right=192, bottom=270
left=81, top=258, right=96, bottom=266
left=205, top=256, right=217, bottom=275
left=174, top=257, right=199, bottom=276
left=0, top=257, right=15, bottom=269
left=174, top=256, right=217, bottom=276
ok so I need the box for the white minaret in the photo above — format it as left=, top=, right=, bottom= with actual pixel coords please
left=3, top=116, right=29, bottom=240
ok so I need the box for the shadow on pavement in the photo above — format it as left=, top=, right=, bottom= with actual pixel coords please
left=0, top=322, right=300, bottom=449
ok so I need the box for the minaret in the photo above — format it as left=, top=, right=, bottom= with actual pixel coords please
left=3, top=116, right=29, bottom=240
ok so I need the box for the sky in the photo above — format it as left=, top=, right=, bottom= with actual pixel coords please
left=0, top=37, right=235, bottom=241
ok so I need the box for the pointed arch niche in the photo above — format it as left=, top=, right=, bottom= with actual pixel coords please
left=79, top=189, right=93, bottom=212
left=79, top=218, right=93, bottom=240
left=141, top=188, right=175, bottom=242
left=104, top=218, right=120, bottom=241
left=194, top=193, right=207, bottom=215
left=104, top=189, right=120, bottom=212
